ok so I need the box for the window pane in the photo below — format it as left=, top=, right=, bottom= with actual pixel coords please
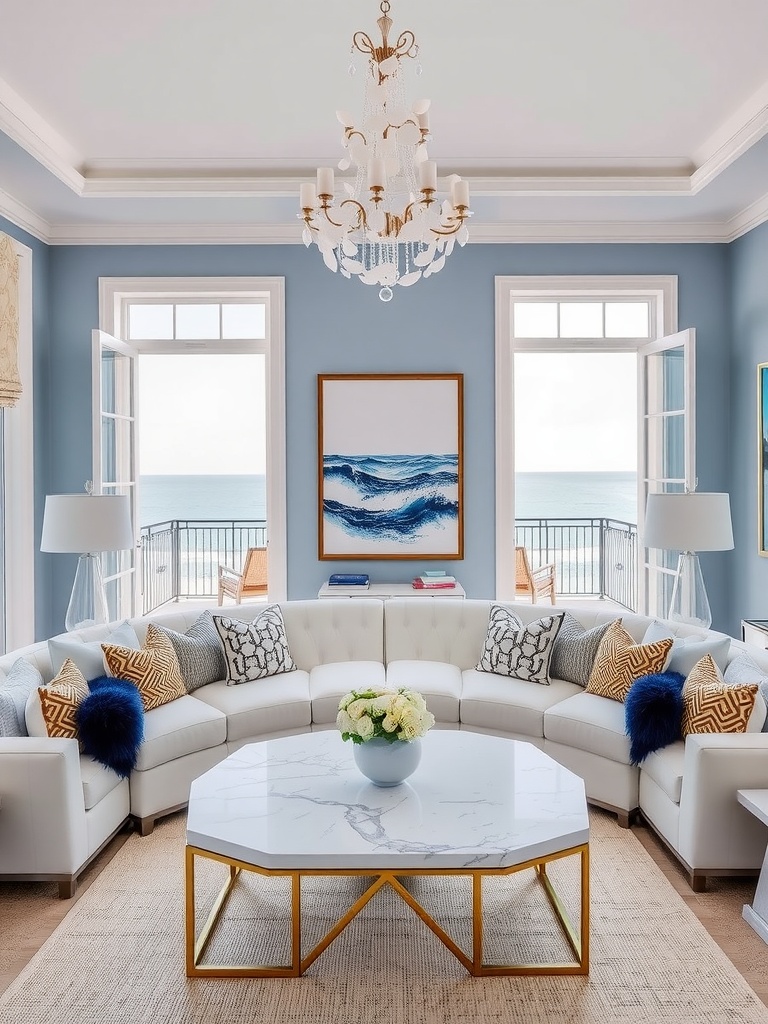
left=101, top=350, right=133, bottom=417
left=512, top=302, right=558, bottom=338
left=222, top=303, right=266, bottom=339
left=605, top=302, right=649, bottom=338
left=101, top=416, right=134, bottom=485
left=560, top=303, right=603, bottom=338
left=129, top=304, right=173, bottom=340
left=176, top=304, right=220, bottom=340
left=646, top=413, right=684, bottom=481
left=646, top=349, right=684, bottom=413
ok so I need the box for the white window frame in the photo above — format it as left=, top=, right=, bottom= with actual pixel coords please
left=494, top=275, right=678, bottom=605
left=3, top=238, right=34, bottom=649
left=98, top=277, right=287, bottom=603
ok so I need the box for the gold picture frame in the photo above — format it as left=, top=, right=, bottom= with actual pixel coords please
left=317, top=373, right=464, bottom=560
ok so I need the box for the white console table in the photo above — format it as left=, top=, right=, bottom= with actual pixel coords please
left=737, top=789, right=768, bottom=944
left=318, top=582, right=465, bottom=600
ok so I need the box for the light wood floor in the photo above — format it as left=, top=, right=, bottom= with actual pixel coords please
left=0, top=812, right=766, bottom=1004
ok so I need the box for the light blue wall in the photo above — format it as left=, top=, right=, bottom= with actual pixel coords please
left=0, top=217, right=52, bottom=636
left=728, top=220, right=768, bottom=636
left=39, top=241, right=732, bottom=638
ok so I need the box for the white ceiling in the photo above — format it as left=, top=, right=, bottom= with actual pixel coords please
left=3, top=0, right=768, bottom=244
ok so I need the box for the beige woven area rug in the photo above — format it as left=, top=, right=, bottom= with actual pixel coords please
left=1, top=809, right=766, bottom=1024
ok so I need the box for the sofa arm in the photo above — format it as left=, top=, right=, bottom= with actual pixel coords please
left=678, top=733, right=768, bottom=872
left=0, top=738, right=88, bottom=877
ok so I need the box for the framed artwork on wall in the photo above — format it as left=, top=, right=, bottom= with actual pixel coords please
left=759, top=362, right=768, bottom=555
left=317, top=373, right=464, bottom=560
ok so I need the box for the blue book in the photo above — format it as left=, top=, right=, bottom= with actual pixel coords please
left=328, top=573, right=369, bottom=586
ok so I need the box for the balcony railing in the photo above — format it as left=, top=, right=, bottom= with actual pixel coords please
left=139, top=519, right=267, bottom=615
left=139, top=516, right=638, bottom=615
left=515, top=518, right=637, bottom=610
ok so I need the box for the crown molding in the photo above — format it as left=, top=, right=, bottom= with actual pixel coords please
left=0, top=76, right=84, bottom=193
left=725, top=191, right=768, bottom=242
left=692, top=80, right=768, bottom=193
left=46, top=221, right=302, bottom=245
left=0, top=186, right=50, bottom=242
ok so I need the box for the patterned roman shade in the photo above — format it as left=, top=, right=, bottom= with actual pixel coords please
left=0, top=233, right=22, bottom=408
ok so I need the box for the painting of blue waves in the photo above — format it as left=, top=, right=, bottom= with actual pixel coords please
left=324, top=454, right=459, bottom=546
left=319, top=374, right=463, bottom=558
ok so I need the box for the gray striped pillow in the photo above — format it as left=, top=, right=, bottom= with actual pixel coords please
left=550, top=613, right=615, bottom=687
left=152, top=611, right=226, bottom=692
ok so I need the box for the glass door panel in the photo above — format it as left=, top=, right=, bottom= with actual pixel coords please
left=638, top=329, right=695, bottom=617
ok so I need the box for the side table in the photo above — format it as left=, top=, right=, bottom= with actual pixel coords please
left=737, top=789, right=768, bottom=944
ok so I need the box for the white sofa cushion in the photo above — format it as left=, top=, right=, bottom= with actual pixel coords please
left=192, top=671, right=311, bottom=742
left=640, top=741, right=685, bottom=805
left=134, top=694, right=226, bottom=772
left=309, top=661, right=386, bottom=725
left=642, top=620, right=731, bottom=676
left=386, top=661, right=463, bottom=724
left=544, top=691, right=632, bottom=764
left=460, top=670, right=581, bottom=738
left=80, top=754, right=125, bottom=810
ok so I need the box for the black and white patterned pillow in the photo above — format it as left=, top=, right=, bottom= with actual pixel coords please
left=153, top=611, right=227, bottom=692
left=477, top=605, right=564, bottom=685
left=550, top=612, right=613, bottom=687
left=213, top=605, right=296, bottom=685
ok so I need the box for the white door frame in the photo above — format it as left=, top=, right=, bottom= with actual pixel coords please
left=494, top=275, right=677, bottom=606
left=97, top=277, right=287, bottom=603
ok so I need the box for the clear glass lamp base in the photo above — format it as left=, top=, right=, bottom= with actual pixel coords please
left=668, top=551, right=712, bottom=629
left=65, top=553, right=109, bottom=632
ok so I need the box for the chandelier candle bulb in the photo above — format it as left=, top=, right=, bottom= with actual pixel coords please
left=316, top=167, right=335, bottom=198
left=368, top=156, right=386, bottom=189
left=417, top=110, right=430, bottom=131
left=300, top=183, right=317, bottom=210
left=419, top=160, right=437, bottom=191
left=452, top=179, right=470, bottom=208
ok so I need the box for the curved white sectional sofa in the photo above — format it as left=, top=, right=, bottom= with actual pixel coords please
left=1, top=598, right=767, bottom=897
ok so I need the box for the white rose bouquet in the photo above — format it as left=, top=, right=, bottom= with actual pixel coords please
left=337, top=687, right=435, bottom=744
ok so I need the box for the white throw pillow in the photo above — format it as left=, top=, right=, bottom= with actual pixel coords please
left=642, top=620, right=730, bottom=677
left=48, top=620, right=140, bottom=679
left=476, top=604, right=564, bottom=685
left=212, top=605, right=296, bottom=685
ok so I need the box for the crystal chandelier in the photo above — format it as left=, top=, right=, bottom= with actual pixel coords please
left=299, top=0, right=472, bottom=301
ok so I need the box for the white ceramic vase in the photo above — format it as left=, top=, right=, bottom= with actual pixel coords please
left=352, top=736, right=422, bottom=787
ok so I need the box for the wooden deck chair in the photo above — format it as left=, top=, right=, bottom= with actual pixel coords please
left=514, top=546, right=556, bottom=605
left=218, top=546, right=268, bottom=605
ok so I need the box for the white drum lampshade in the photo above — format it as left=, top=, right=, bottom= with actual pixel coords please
left=41, top=493, right=134, bottom=632
left=643, top=492, right=733, bottom=628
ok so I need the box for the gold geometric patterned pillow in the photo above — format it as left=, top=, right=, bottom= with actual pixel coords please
left=102, top=624, right=186, bottom=712
left=682, top=654, right=758, bottom=736
left=38, top=658, right=89, bottom=739
left=585, top=620, right=673, bottom=703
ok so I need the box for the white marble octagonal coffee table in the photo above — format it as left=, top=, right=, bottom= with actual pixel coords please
left=185, top=730, right=589, bottom=978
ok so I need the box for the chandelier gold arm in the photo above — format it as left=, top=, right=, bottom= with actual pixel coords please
left=339, top=198, right=368, bottom=230
left=430, top=207, right=470, bottom=237
left=353, top=1, right=418, bottom=83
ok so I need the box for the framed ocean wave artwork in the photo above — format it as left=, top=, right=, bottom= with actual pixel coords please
left=318, top=374, right=464, bottom=559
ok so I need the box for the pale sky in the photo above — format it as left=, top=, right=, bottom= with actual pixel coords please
left=138, top=354, right=266, bottom=474
left=137, top=351, right=636, bottom=475
left=514, top=352, right=637, bottom=472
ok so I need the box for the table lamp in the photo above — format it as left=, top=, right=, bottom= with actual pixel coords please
left=41, top=487, right=134, bottom=632
left=643, top=492, right=733, bottom=629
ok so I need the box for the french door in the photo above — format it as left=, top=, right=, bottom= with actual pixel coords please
left=92, top=329, right=139, bottom=619
left=638, top=328, right=696, bottom=617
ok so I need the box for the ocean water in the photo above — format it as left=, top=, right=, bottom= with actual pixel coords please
left=139, top=471, right=637, bottom=527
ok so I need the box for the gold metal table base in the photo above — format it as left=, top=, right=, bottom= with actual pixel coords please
left=185, top=842, right=589, bottom=978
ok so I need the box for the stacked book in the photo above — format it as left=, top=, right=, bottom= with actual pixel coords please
left=412, top=573, right=457, bottom=590
left=328, top=573, right=370, bottom=590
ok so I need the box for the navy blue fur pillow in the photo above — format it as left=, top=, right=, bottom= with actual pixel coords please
left=625, top=671, right=685, bottom=765
left=74, top=676, right=144, bottom=778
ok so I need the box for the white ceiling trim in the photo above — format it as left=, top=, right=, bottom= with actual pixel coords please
left=725, top=191, right=768, bottom=242
left=2, top=67, right=768, bottom=203
left=0, top=186, right=49, bottom=242
left=0, top=76, right=84, bottom=192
